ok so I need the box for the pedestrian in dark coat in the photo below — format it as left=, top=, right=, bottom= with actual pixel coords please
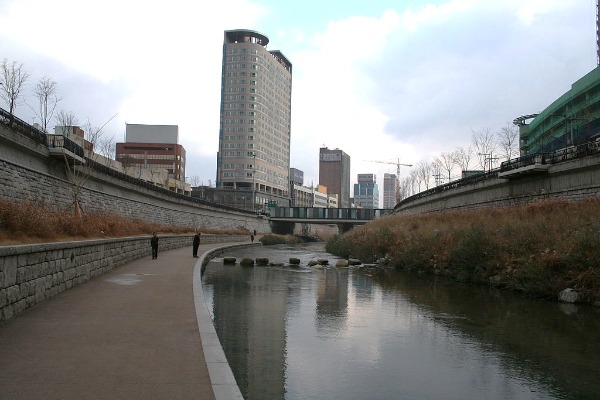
left=193, top=233, right=201, bottom=258
left=150, top=232, right=159, bottom=259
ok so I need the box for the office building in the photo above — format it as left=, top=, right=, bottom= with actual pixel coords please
left=353, top=173, right=379, bottom=209
left=116, top=124, right=188, bottom=194
left=290, top=183, right=337, bottom=208
left=216, top=29, right=293, bottom=210
left=319, top=147, right=351, bottom=207
left=383, top=173, right=398, bottom=209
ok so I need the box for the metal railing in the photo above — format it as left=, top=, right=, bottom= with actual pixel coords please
left=0, top=106, right=254, bottom=215
left=0, top=107, right=47, bottom=145
left=398, top=138, right=600, bottom=206
left=46, top=134, right=84, bottom=158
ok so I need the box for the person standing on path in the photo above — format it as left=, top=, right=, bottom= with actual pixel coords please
left=150, top=232, right=159, bottom=259
left=193, top=232, right=201, bottom=258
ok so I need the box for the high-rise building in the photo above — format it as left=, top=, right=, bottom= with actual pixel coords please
left=319, top=147, right=351, bottom=207
left=383, top=173, right=398, bottom=209
left=353, top=173, right=379, bottom=209
left=216, top=29, right=293, bottom=211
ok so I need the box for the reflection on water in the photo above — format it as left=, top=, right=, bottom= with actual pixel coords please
left=202, top=243, right=600, bottom=400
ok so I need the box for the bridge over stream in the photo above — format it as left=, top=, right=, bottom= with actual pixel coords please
left=268, top=207, right=391, bottom=234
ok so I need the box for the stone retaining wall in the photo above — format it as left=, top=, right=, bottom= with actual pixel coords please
left=0, top=234, right=246, bottom=322
left=0, top=123, right=270, bottom=233
left=396, top=155, right=600, bottom=215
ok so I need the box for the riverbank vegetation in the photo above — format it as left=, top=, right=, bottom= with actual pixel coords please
left=0, top=199, right=248, bottom=245
left=326, top=198, right=600, bottom=303
left=259, top=233, right=303, bottom=245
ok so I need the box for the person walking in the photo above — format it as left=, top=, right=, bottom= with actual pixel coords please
left=192, top=232, right=201, bottom=258
left=150, top=232, right=159, bottom=259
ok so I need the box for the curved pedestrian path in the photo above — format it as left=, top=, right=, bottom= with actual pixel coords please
left=0, top=240, right=251, bottom=400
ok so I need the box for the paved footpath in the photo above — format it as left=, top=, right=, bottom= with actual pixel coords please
left=0, top=241, right=248, bottom=400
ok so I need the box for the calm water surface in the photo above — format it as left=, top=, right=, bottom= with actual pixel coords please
left=202, top=243, right=600, bottom=400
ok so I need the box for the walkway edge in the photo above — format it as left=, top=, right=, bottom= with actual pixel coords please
left=193, top=244, right=260, bottom=400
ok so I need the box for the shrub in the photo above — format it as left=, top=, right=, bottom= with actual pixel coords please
left=0, top=199, right=249, bottom=245
left=448, top=225, right=495, bottom=282
left=325, top=235, right=352, bottom=258
left=259, top=234, right=302, bottom=245
left=324, top=198, right=600, bottom=303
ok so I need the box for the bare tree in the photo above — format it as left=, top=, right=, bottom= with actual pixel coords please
left=410, top=169, right=422, bottom=193
left=496, top=122, right=519, bottom=161
left=55, top=110, right=78, bottom=131
left=0, top=58, right=29, bottom=114
left=431, top=157, right=444, bottom=186
left=94, top=131, right=116, bottom=161
left=60, top=115, right=117, bottom=215
left=452, top=146, right=473, bottom=174
left=189, top=176, right=202, bottom=187
left=437, top=152, right=455, bottom=182
left=399, top=176, right=412, bottom=200
left=472, top=127, right=497, bottom=171
left=415, top=160, right=432, bottom=190
left=32, top=77, right=60, bottom=132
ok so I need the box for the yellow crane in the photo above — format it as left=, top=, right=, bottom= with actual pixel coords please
left=363, top=158, right=413, bottom=203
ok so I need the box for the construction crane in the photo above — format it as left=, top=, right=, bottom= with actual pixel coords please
left=363, top=158, right=412, bottom=203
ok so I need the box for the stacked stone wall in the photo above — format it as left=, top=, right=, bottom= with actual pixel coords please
left=396, top=156, right=600, bottom=215
left=0, top=123, right=270, bottom=233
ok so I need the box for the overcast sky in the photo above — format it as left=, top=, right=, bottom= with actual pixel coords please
left=0, top=0, right=597, bottom=193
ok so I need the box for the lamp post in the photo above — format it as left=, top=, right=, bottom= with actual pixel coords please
left=252, top=152, right=256, bottom=212
left=478, top=152, right=491, bottom=173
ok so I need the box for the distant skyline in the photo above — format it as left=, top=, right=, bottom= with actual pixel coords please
left=0, top=0, right=596, bottom=193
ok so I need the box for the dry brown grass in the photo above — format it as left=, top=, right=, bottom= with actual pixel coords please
left=327, top=197, right=600, bottom=303
left=0, top=199, right=248, bottom=245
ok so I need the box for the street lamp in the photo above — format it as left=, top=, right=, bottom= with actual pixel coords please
left=252, top=152, right=256, bottom=212
left=477, top=152, right=492, bottom=173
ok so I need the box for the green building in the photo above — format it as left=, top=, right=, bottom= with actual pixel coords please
left=515, top=67, right=600, bottom=155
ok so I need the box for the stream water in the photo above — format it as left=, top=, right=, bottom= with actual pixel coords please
left=202, top=243, right=600, bottom=400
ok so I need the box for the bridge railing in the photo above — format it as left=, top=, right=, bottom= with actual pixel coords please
left=271, top=207, right=391, bottom=220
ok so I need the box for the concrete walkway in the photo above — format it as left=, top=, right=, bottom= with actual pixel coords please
left=0, top=241, right=247, bottom=400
